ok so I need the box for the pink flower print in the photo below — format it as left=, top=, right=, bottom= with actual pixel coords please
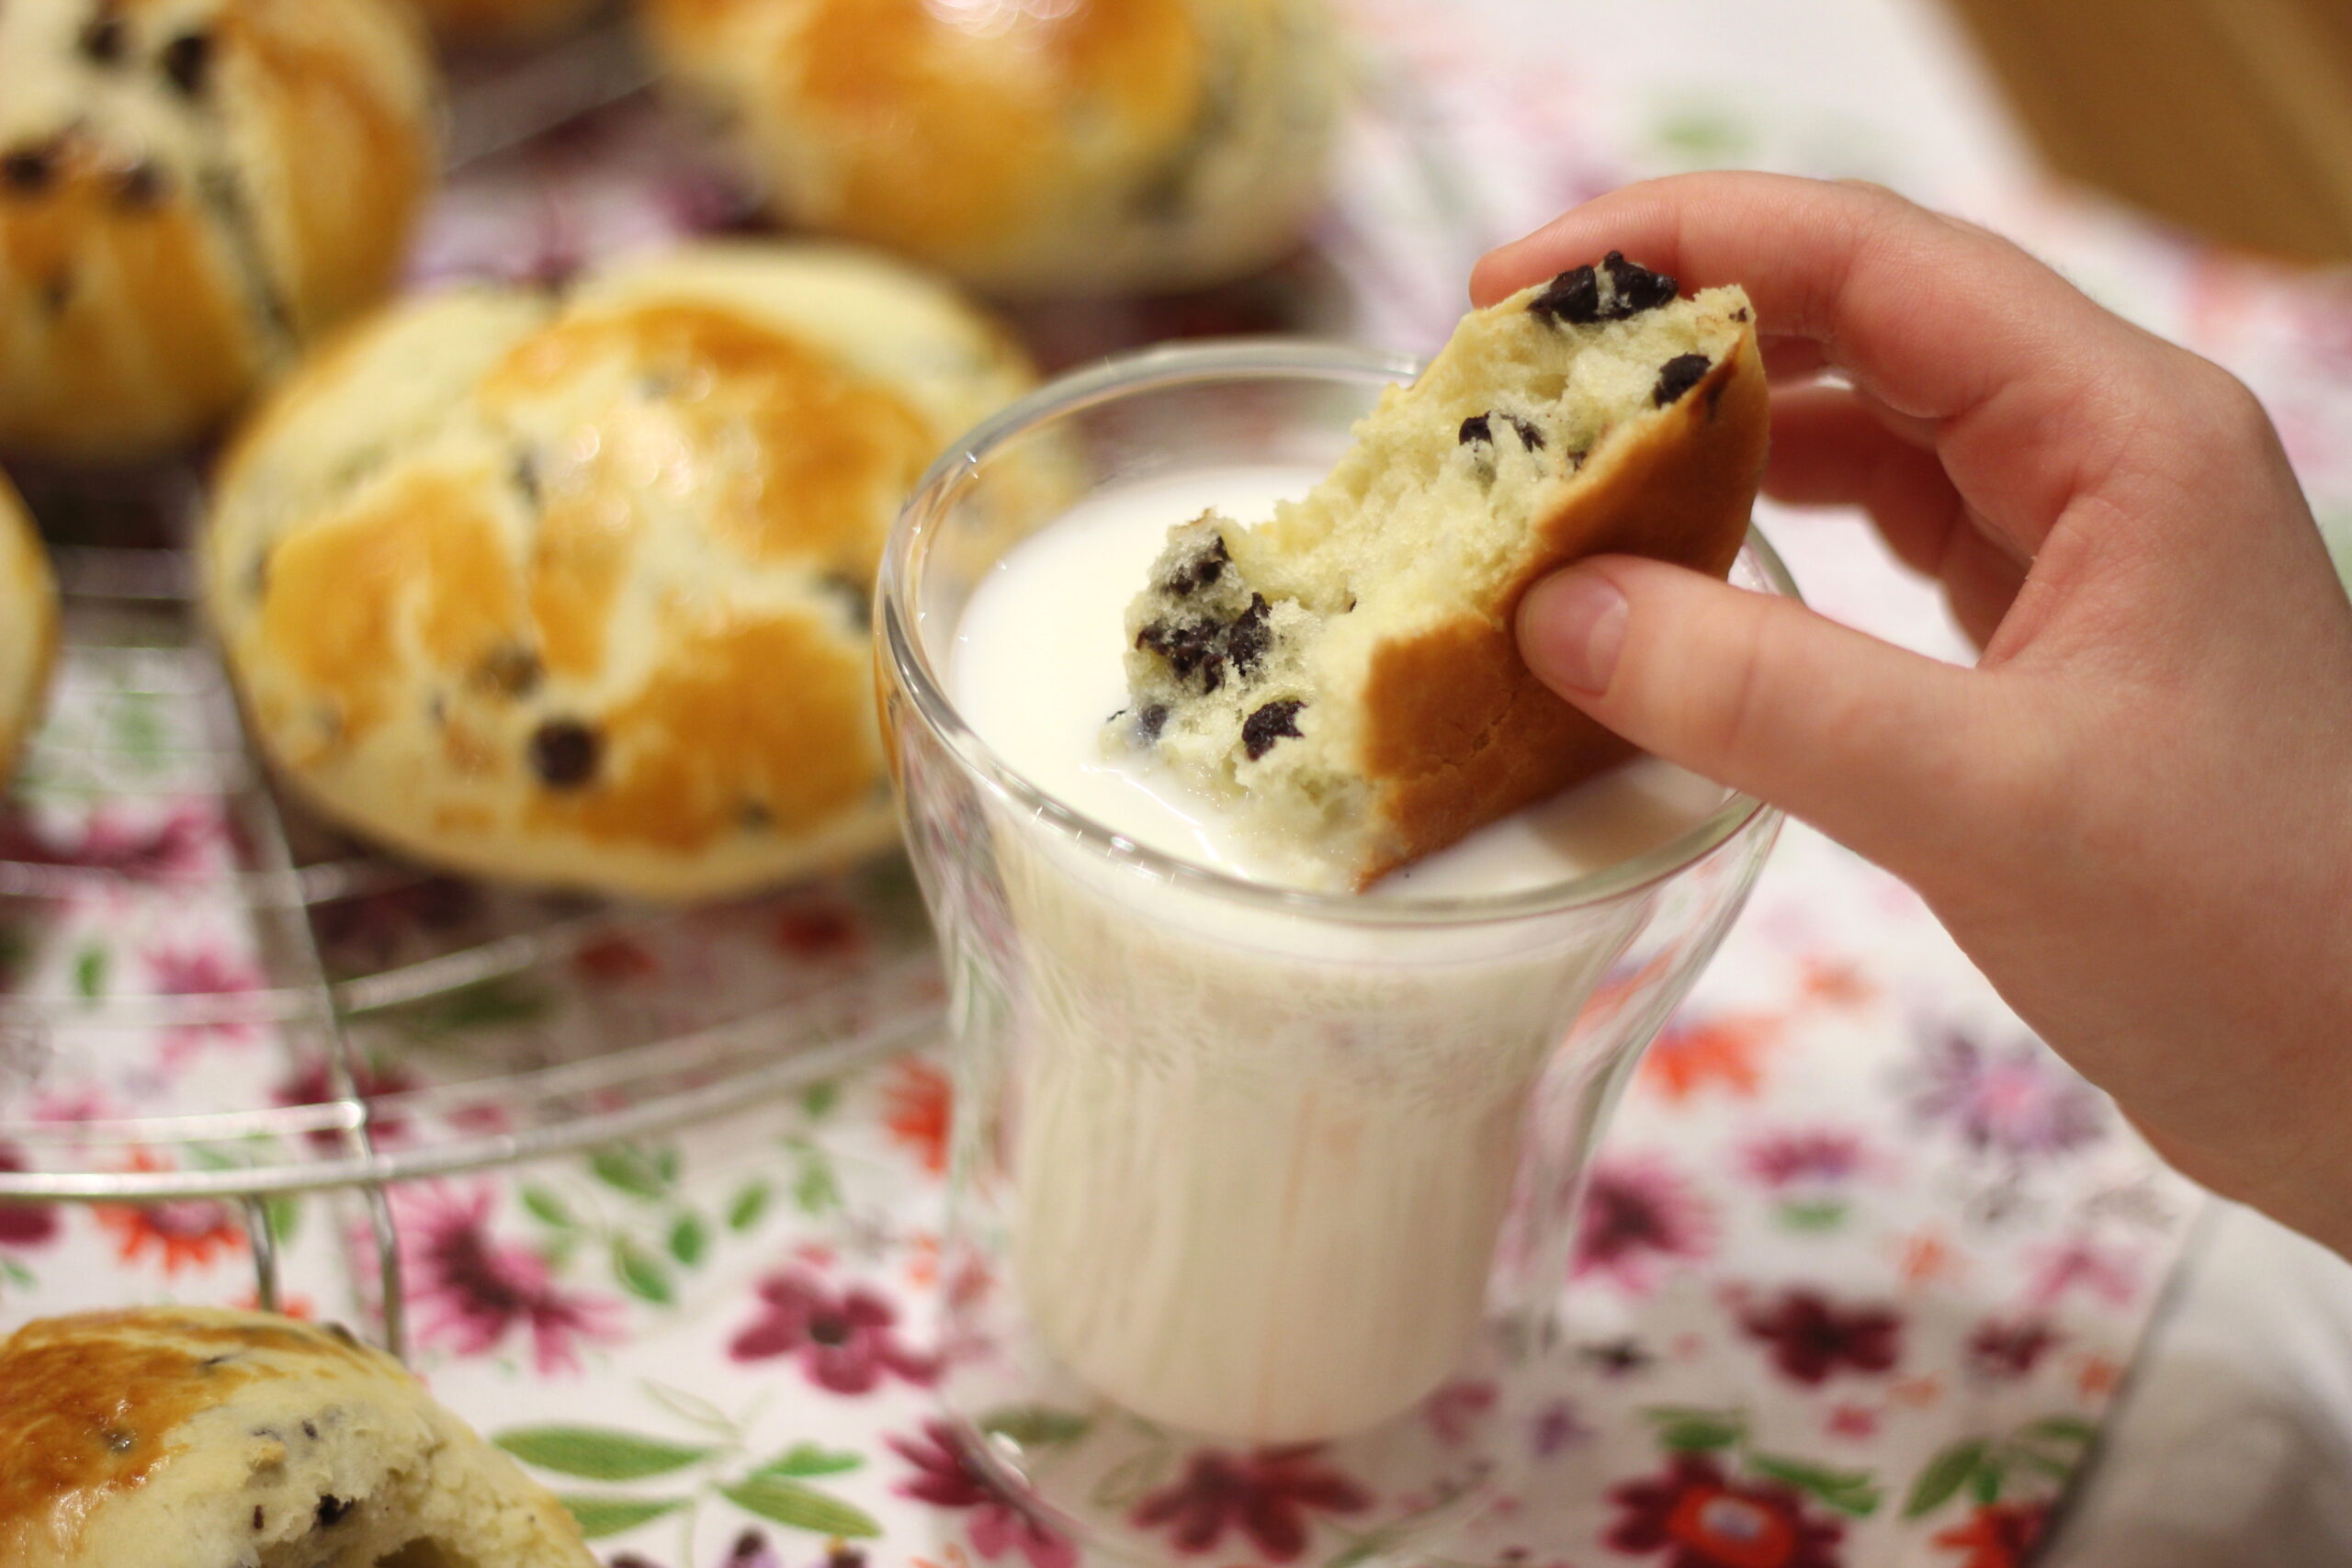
left=890, top=1421, right=1074, bottom=1568
left=1532, top=1399, right=1592, bottom=1456
left=1911, top=1031, right=2104, bottom=1159
left=1740, top=1290, right=1902, bottom=1386
left=2023, top=1237, right=2139, bottom=1312
left=0, top=804, right=218, bottom=882
left=0, top=1144, right=59, bottom=1247
left=1825, top=1403, right=1881, bottom=1441
left=142, top=943, right=266, bottom=1066
left=1423, top=1378, right=1497, bottom=1444
left=394, top=1184, right=620, bottom=1373
left=729, top=1269, right=936, bottom=1393
left=1574, top=1156, right=1715, bottom=1293
left=1743, top=1131, right=1868, bottom=1189
left=276, top=1057, right=420, bottom=1149
left=1131, top=1446, right=1372, bottom=1562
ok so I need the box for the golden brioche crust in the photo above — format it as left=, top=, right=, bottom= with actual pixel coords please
left=0, top=470, right=58, bottom=784
left=1354, top=339, right=1768, bottom=884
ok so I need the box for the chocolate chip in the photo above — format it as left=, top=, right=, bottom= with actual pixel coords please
left=314, top=1495, right=352, bottom=1528
left=199, top=1353, right=235, bottom=1370
left=1159, top=535, right=1228, bottom=597
left=1528, top=265, right=1600, bottom=326
left=827, top=1549, right=867, bottom=1568
left=1136, top=616, right=1225, bottom=690
left=111, top=159, right=167, bottom=209
left=1136, top=703, right=1168, bottom=743
left=819, top=571, right=871, bottom=630
left=253, top=1506, right=266, bottom=1532
left=509, top=450, right=540, bottom=508
left=474, top=644, right=542, bottom=700
left=1529, top=252, right=1679, bottom=327
left=39, top=271, right=73, bottom=314
left=727, top=1530, right=767, bottom=1568
left=1731, top=306, right=1751, bottom=322
left=1652, top=353, right=1712, bottom=406
left=1225, top=594, right=1272, bottom=678
left=80, top=9, right=126, bottom=63
left=527, top=720, right=601, bottom=789
left=300, top=1421, right=319, bottom=1441
left=160, top=31, right=212, bottom=98
left=1602, top=252, right=1679, bottom=314
left=1241, top=700, right=1305, bottom=760
left=1462, top=412, right=1545, bottom=449
left=1, top=144, right=58, bottom=195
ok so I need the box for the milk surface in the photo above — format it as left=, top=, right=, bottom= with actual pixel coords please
left=947, top=468, right=1727, bottom=1442
left=954, top=466, right=1729, bottom=896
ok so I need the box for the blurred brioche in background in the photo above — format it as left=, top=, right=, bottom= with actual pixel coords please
left=204, top=241, right=1037, bottom=899
left=0, top=469, right=57, bottom=787
left=403, top=0, right=605, bottom=49
left=639, top=0, right=1346, bottom=297
left=0, top=0, right=439, bottom=463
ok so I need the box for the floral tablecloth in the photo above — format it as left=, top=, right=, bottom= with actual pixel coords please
left=9, top=2, right=2352, bottom=1566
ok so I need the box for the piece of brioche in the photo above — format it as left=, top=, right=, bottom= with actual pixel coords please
left=1113, top=254, right=1767, bottom=889
left=0, top=1307, right=596, bottom=1568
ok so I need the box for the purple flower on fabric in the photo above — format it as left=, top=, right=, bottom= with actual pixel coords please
left=142, top=942, right=265, bottom=1065
left=1911, top=1031, right=2104, bottom=1158
left=730, top=1269, right=936, bottom=1393
left=890, top=1421, right=1074, bottom=1568
left=395, top=1184, right=620, bottom=1373
left=1574, top=1156, right=1715, bottom=1292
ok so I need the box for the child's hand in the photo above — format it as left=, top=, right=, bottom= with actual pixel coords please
left=1486, top=173, right=2352, bottom=1252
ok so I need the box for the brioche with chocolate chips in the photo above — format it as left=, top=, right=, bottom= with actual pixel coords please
left=0, top=468, right=60, bottom=784
left=639, top=0, right=1342, bottom=296
left=205, top=241, right=1036, bottom=898
left=0, top=0, right=438, bottom=462
left=0, top=1307, right=596, bottom=1568
left=1114, top=254, right=1767, bottom=889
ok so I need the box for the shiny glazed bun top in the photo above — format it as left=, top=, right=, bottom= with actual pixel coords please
left=205, top=241, right=1037, bottom=899
left=642, top=0, right=1345, bottom=296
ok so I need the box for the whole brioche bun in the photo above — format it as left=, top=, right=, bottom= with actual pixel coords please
left=206, top=240, right=1037, bottom=898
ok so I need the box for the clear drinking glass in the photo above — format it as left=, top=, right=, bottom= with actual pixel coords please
left=878, top=342, right=1792, bottom=1566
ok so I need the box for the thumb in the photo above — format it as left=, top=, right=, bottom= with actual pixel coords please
left=1516, top=556, right=2026, bottom=885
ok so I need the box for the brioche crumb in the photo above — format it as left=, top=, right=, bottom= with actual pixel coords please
left=1110, top=254, right=1767, bottom=887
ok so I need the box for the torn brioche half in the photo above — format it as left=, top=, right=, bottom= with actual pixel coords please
left=1112, top=253, right=1768, bottom=890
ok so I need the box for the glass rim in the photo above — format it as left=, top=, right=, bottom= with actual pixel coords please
left=878, top=337, right=1798, bottom=928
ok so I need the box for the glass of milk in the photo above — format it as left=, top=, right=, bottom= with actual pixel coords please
left=879, top=341, right=1792, bottom=1566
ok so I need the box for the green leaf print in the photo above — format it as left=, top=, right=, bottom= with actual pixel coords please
left=612, top=1236, right=675, bottom=1304
left=667, top=1214, right=709, bottom=1267
left=73, top=946, right=106, bottom=1000
left=1655, top=1416, right=1743, bottom=1452
left=591, top=1145, right=673, bottom=1201
left=497, top=1427, right=715, bottom=1480
left=800, top=1079, right=841, bottom=1121
left=521, top=1186, right=576, bottom=1229
left=2017, top=1415, right=2098, bottom=1448
left=555, top=1495, right=691, bottom=1539
left=1746, top=1454, right=1881, bottom=1517
left=719, top=1476, right=881, bottom=1538
left=726, top=1180, right=772, bottom=1233
left=406, top=976, right=550, bottom=1035
left=1904, top=1439, right=1989, bottom=1519
left=978, top=1406, right=1093, bottom=1448
left=752, top=1443, right=864, bottom=1479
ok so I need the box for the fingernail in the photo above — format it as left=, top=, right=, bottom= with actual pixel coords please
left=1524, top=570, right=1628, bottom=695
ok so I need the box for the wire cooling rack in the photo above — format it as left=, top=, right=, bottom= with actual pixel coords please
left=0, top=14, right=1480, bottom=1361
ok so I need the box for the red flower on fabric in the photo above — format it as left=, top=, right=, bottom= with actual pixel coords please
left=1131, top=1446, right=1371, bottom=1561
left=395, top=1184, right=621, bottom=1373
left=772, top=903, right=864, bottom=959
left=883, top=1059, right=951, bottom=1175
left=0, top=804, right=217, bottom=881
left=1741, top=1132, right=1868, bottom=1189
left=1965, top=1319, right=2060, bottom=1381
left=1606, top=1453, right=1846, bottom=1568
left=573, top=933, right=660, bottom=982
left=1930, top=1500, right=2049, bottom=1568
left=1641, top=1016, right=1775, bottom=1102
left=1575, top=1156, right=1715, bottom=1292
left=729, top=1269, right=936, bottom=1392
left=94, top=1155, right=246, bottom=1274
left=890, top=1420, right=1075, bottom=1568
left=1741, top=1290, right=1902, bottom=1385
left=0, top=1145, right=59, bottom=1247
